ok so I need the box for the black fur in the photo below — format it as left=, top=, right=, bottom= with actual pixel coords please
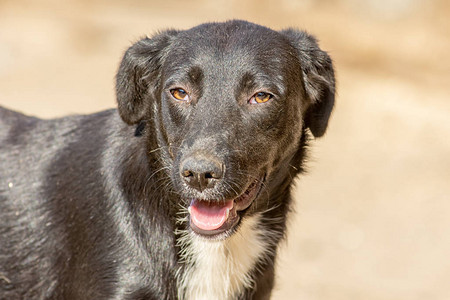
left=0, top=20, right=334, bottom=299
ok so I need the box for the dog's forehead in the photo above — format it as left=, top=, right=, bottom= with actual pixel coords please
left=171, top=21, right=295, bottom=62
left=163, top=22, right=297, bottom=87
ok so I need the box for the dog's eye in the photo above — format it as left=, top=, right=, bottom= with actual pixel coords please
left=170, top=88, right=190, bottom=102
left=249, top=92, right=273, bottom=104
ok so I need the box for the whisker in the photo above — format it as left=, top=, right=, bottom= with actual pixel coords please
left=148, top=146, right=165, bottom=154
left=143, top=166, right=171, bottom=196
left=223, top=180, right=240, bottom=199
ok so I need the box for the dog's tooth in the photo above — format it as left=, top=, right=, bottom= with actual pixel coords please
left=188, top=206, right=192, bottom=214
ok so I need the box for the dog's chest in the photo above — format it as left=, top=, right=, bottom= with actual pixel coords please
left=177, top=214, right=268, bottom=300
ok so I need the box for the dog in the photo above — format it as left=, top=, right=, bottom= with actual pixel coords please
left=0, top=20, right=335, bottom=299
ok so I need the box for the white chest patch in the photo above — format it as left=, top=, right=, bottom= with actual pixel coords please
left=176, top=213, right=270, bottom=300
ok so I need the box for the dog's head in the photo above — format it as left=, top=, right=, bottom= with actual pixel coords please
left=116, top=20, right=335, bottom=239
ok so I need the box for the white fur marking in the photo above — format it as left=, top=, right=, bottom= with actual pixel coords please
left=176, top=213, right=269, bottom=300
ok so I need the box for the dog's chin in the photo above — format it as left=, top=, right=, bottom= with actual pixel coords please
left=187, top=178, right=264, bottom=240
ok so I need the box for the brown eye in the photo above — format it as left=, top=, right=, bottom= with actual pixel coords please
left=170, top=88, right=190, bottom=102
left=250, top=92, right=273, bottom=104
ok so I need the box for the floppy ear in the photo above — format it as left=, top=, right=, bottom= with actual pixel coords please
left=115, top=30, right=178, bottom=125
left=281, top=29, right=335, bottom=137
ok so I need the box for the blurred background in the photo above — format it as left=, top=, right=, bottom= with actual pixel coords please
left=0, top=0, right=449, bottom=299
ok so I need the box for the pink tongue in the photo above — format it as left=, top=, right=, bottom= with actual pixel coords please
left=189, top=200, right=234, bottom=231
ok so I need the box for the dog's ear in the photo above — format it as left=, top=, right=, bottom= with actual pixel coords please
left=281, top=29, right=335, bottom=138
left=115, top=30, right=178, bottom=125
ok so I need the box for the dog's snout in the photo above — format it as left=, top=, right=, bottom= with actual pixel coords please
left=180, top=155, right=223, bottom=192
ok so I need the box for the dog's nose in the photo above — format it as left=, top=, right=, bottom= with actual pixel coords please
left=180, top=155, right=223, bottom=192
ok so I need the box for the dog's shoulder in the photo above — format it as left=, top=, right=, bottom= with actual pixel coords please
left=0, top=107, right=143, bottom=298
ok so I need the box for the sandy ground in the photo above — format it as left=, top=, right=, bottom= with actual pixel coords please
left=1, top=0, right=449, bottom=299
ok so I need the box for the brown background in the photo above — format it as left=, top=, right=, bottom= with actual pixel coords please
left=1, top=0, right=449, bottom=299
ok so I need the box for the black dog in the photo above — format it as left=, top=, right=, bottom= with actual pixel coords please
left=0, top=20, right=334, bottom=299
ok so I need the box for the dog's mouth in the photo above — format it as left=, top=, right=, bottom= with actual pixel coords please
left=187, top=178, right=264, bottom=238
